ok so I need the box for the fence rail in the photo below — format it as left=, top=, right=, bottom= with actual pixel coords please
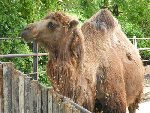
left=0, top=36, right=150, bottom=80
left=129, top=36, right=150, bottom=50
left=0, top=62, right=91, bottom=113
left=0, top=53, right=48, bottom=58
left=0, top=36, right=150, bottom=79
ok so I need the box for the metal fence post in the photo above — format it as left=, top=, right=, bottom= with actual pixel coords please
left=33, top=42, right=38, bottom=80
left=133, top=36, right=137, bottom=49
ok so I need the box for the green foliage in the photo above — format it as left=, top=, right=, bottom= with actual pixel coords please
left=119, top=21, right=143, bottom=37
left=0, top=0, right=33, bottom=73
left=117, top=0, right=150, bottom=37
left=114, top=0, right=150, bottom=59
left=0, top=0, right=149, bottom=85
left=138, top=39, right=150, bottom=60
left=38, top=64, right=51, bottom=87
left=0, top=1, right=26, bottom=37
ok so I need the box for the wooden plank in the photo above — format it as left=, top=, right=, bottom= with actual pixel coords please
left=28, top=80, right=34, bottom=113
left=48, top=90, right=53, bottom=113
left=19, top=73, right=25, bottom=113
left=24, top=76, right=31, bottom=113
left=52, top=93, right=60, bottom=113
left=57, top=95, right=62, bottom=113
left=59, top=101, right=64, bottom=113
left=37, top=83, right=42, bottom=113
left=58, top=99, right=63, bottom=113
left=12, top=69, right=19, bottom=113
left=3, top=63, right=12, bottom=113
left=30, top=80, right=38, bottom=113
left=41, top=86, right=48, bottom=113
left=0, top=64, right=4, bottom=113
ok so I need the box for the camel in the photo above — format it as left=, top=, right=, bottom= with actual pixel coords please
left=21, top=9, right=144, bottom=113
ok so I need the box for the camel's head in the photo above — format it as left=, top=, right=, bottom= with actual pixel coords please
left=21, top=12, right=84, bottom=63
left=20, top=12, right=79, bottom=48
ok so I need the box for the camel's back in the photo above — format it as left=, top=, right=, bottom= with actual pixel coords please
left=81, top=9, right=144, bottom=106
left=81, top=9, right=144, bottom=77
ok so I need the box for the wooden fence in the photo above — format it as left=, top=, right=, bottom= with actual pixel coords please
left=0, top=62, right=91, bottom=113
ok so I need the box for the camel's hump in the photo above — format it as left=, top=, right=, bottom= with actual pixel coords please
left=87, top=9, right=116, bottom=30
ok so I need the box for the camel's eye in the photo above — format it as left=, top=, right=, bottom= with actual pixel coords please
left=48, top=22, right=57, bottom=29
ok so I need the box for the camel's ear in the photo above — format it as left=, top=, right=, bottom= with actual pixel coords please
left=69, top=20, right=79, bottom=29
left=70, top=32, right=84, bottom=66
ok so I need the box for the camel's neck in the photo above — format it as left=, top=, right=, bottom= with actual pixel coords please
left=50, top=46, right=71, bottom=61
left=46, top=29, right=84, bottom=98
left=46, top=57, right=78, bottom=99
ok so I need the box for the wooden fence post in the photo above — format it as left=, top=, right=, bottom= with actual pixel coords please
left=24, top=76, right=31, bottom=113
left=3, top=63, right=12, bottom=113
left=37, top=83, right=42, bottom=113
left=52, top=93, right=60, bottom=113
left=19, top=73, right=25, bottom=113
left=30, top=81, right=38, bottom=113
left=48, top=90, right=53, bottom=113
left=41, top=86, right=48, bottom=113
left=12, top=69, right=19, bottom=113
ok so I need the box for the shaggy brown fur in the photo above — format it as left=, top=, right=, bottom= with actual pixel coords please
left=21, top=9, right=144, bottom=113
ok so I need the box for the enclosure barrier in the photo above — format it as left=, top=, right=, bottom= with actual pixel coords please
left=0, top=36, right=150, bottom=79
left=0, top=62, right=91, bottom=113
